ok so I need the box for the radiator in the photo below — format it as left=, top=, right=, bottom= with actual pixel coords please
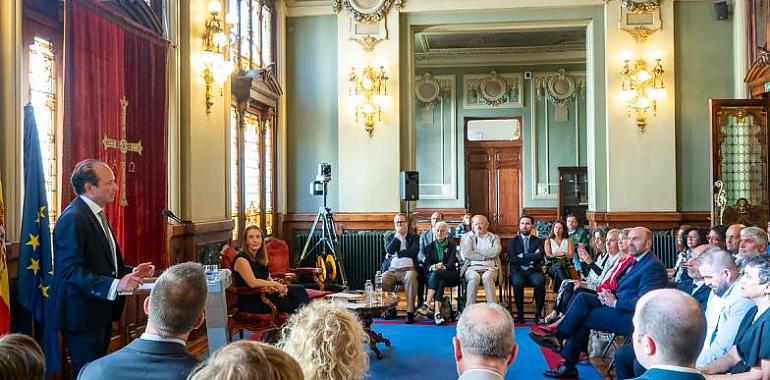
left=652, top=230, right=678, bottom=268
left=295, top=230, right=385, bottom=290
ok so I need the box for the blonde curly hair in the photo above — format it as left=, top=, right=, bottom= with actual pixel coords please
left=188, top=341, right=302, bottom=380
left=278, top=300, right=369, bottom=380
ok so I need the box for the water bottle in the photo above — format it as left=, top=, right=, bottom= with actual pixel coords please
left=374, top=271, right=383, bottom=293
left=364, top=280, right=374, bottom=305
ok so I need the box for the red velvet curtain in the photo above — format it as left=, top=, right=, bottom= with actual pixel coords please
left=63, top=0, right=169, bottom=267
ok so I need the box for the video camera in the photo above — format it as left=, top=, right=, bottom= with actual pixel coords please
left=310, top=163, right=332, bottom=196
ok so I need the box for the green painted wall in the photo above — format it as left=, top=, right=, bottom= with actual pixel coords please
left=674, top=2, right=733, bottom=211
left=286, top=15, right=339, bottom=213
left=414, top=64, right=586, bottom=210
left=402, top=6, right=606, bottom=210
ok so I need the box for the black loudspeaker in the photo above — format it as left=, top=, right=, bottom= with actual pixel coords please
left=714, top=1, right=728, bottom=20
left=399, top=171, right=419, bottom=201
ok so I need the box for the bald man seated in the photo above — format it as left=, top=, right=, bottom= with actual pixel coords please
left=536, top=227, right=669, bottom=379
left=629, top=289, right=707, bottom=380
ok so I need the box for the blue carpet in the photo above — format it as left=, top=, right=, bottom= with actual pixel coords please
left=367, top=323, right=603, bottom=380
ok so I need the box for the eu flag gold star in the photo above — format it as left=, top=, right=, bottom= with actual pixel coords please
left=35, top=206, right=47, bottom=223
left=38, top=281, right=50, bottom=298
left=25, top=233, right=40, bottom=251
left=27, top=258, right=40, bottom=275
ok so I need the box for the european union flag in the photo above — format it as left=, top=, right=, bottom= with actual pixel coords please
left=18, top=103, right=61, bottom=377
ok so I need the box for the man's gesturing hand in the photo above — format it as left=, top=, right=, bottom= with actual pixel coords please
left=117, top=273, right=143, bottom=293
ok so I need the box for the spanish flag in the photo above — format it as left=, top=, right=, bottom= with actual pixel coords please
left=0, top=173, right=10, bottom=335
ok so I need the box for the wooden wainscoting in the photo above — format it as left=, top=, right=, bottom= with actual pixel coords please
left=166, top=218, right=235, bottom=265
left=412, top=208, right=468, bottom=233
left=281, top=212, right=394, bottom=253
left=522, top=207, right=558, bottom=223
left=586, top=211, right=711, bottom=230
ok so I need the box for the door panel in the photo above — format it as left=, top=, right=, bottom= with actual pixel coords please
left=465, top=141, right=522, bottom=235
left=496, top=163, right=521, bottom=235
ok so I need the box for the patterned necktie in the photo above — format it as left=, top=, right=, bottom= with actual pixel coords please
left=97, top=210, right=118, bottom=273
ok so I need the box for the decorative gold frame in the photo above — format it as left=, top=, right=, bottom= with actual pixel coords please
left=332, top=0, right=405, bottom=24
left=615, top=0, right=662, bottom=43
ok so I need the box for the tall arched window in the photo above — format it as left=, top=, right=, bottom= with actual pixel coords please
left=228, top=0, right=279, bottom=242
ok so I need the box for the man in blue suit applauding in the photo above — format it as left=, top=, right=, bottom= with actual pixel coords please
left=629, top=289, right=707, bottom=380
left=538, top=227, right=669, bottom=379
left=78, top=262, right=207, bottom=380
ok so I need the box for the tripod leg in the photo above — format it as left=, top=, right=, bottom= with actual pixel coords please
left=299, top=209, right=324, bottom=265
left=323, top=212, right=347, bottom=288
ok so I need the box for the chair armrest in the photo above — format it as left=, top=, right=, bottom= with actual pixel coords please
left=227, top=284, right=279, bottom=296
left=290, top=267, right=321, bottom=274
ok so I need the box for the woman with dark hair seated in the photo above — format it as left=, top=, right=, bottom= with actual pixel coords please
left=416, top=221, right=460, bottom=325
left=708, top=225, right=728, bottom=250
left=544, top=220, right=575, bottom=293
left=700, top=254, right=770, bottom=379
left=671, top=226, right=708, bottom=284
left=232, top=225, right=309, bottom=314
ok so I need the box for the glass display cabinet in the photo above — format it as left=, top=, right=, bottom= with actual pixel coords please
left=558, top=166, right=588, bottom=224
left=710, top=99, right=769, bottom=227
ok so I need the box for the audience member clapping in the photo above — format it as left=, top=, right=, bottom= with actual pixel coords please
left=188, top=341, right=303, bottom=380
left=454, top=303, right=517, bottom=380
left=0, top=333, right=45, bottom=380
left=278, top=300, right=368, bottom=380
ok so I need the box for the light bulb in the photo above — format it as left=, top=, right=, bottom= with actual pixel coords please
left=225, top=12, right=238, bottom=24
left=362, top=78, right=374, bottom=91
left=635, top=69, right=650, bottom=82
left=208, top=0, right=222, bottom=13
left=362, top=103, right=375, bottom=114
left=213, top=32, right=227, bottom=48
left=636, top=96, right=651, bottom=109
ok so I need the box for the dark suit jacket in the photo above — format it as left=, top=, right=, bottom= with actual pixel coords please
left=53, top=197, right=133, bottom=333
left=423, top=240, right=459, bottom=270
left=382, top=232, right=419, bottom=272
left=614, top=252, right=670, bottom=313
left=631, top=368, right=706, bottom=380
left=506, top=234, right=544, bottom=271
left=676, top=280, right=711, bottom=310
left=77, top=338, right=199, bottom=380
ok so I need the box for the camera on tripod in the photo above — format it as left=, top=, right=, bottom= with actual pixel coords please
left=310, top=163, right=332, bottom=196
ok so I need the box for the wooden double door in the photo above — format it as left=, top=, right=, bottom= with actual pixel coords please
left=465, top=135, right=523, bottom=236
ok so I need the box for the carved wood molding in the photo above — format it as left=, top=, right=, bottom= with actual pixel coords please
left=166, top=218, right=234, bottom=266
left=586, top=211, right=710, bottom=230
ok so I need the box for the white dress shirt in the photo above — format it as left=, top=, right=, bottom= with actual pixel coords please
left=79, top=195, right=120, bottom=300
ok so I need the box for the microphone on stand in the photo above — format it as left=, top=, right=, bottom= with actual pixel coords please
left=161, top=209, right=186, bottom=225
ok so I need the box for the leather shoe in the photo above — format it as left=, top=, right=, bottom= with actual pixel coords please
left=405, top=312, right=416, bottom=324
left=543, top=363, right=578, bottom=379
left=514, top=314, right=525, bottom=324
left=530, top=326, right=556, bottom=337
left=530, top=332, right=562, bottom=352
left=383, top=306, right=397, bottom=320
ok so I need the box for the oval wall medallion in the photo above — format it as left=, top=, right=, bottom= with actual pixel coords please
left=415, top=73, right=441, bottom=104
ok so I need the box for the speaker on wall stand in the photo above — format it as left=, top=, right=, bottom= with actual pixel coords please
left=399, top=171, right=419, bottom=216
left=714, top=0, right=728, bottom=20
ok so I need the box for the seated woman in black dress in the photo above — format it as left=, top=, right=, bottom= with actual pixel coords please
left=544, top=220, right=574, bottom=293
left=700, top=254, right=770, bottom=379
left=416, top=221, right=459, bottom=325
left=233, top=225, right=309, bottom=314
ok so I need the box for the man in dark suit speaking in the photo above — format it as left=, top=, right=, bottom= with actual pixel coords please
left=53, top=159, right=155, bottom=377
left=78, top=262, right=206, bottom=380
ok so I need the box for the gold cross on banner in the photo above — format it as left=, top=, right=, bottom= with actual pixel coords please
left=101, top=96, right=143, bottom=207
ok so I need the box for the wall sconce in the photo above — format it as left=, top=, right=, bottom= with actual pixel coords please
left=348, top=65, right=388, bottom=136
left=620, top=57, right=665, bottom=132
left=202, top=0, right=236, bottom=114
